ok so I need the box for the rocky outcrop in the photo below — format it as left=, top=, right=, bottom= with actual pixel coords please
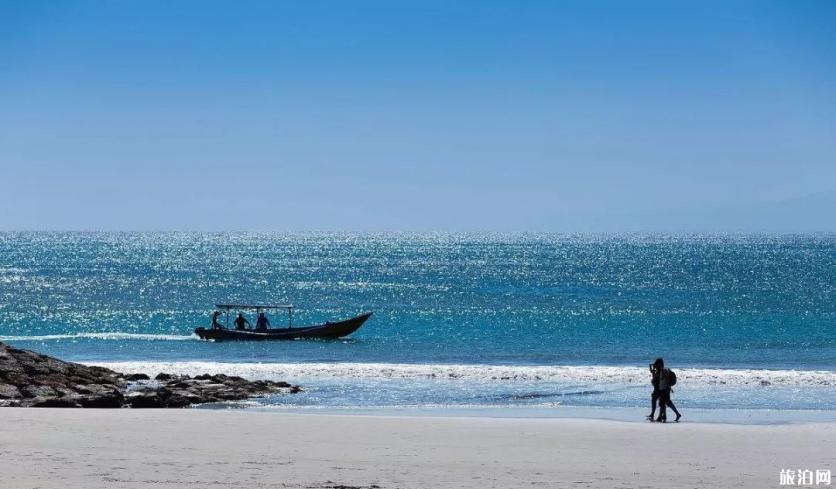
left=0, top=342, right=300, bottom=408
left=124, top=374, right=296, bottom=408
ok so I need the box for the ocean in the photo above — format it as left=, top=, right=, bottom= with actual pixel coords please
left=1, top=232, right=834, bottom=415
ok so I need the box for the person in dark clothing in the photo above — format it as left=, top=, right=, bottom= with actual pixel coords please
left=657, top=384, right=677, bottom=422
left=652, top=357, right=682, bottom=423
left=211, top=311, right=224, bottom=330
left=234, top=313, right=250, bottom=331
left=647, top=361, right=661, bottom=420
left=255, top=312, right=270, bottom=331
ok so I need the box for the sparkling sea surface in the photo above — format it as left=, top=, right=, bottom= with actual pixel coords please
left=1, top=232, right=834, bottom=415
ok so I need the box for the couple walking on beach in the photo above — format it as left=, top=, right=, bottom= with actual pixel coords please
left=648, top=357, right=681, bottom=423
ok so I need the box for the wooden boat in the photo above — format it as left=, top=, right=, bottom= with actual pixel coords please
left=194, top=304, right=371, bottom=341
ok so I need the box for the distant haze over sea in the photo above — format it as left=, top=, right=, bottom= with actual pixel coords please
left=2, top=190, right=834, bottom=233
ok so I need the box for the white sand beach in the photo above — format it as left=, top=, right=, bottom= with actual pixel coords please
left=0, top=409, right=832, bottom=489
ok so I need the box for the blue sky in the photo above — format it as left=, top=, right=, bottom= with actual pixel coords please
left=1, top=1, right=835, bottom=231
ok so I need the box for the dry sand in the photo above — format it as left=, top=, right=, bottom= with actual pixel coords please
left=0, top=409, right=832, bottom=488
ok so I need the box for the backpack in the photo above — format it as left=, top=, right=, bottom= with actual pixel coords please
left=668, top=369, right=677, bottom=386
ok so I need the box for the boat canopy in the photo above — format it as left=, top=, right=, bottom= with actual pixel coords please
left=215, top=304, right=294, bottom=311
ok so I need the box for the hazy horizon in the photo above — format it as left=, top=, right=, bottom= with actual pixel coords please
left=2, top=1, right=835, bottom=232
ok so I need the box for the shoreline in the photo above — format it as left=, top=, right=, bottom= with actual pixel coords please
left=226, top=404, right=836, bottom=425
left=89, top=359, right=836, bottom=415
left=3, top=341, right=832, bottom=419
left=2, top=408, right=833, bottom=489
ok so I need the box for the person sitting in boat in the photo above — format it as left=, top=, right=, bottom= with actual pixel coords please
left=234, top=313, right=250, bottom=330
left=211, top=311, right=224, bottom=329
left=255, top=312, right=271, bottom=331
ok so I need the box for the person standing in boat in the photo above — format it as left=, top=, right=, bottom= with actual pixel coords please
left=255, top=312, right=271, bottom=331
left=211, top=310, right=224, bottom=329
left=234, top=313, right=250, bottom=330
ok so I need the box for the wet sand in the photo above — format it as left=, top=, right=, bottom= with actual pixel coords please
left=0, top=409, right=832, bottom=488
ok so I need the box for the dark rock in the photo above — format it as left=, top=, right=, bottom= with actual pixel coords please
left=154, top=386, right=172, bottom=399
left=124, top=373, right=151, bottom=381
left=164, top=391, right=196, bottom=408
left=3, top=371, right=31, bottom=387
left=68, top=375, right=97, bottom=385
left=20, top=384, right=58, bottom=399
left=86, top=365, right=120, bottom=378
left=214, top=388, right=246, bottom=401
left=0, top=342, right=301, bottom=409
left=54, top=386, right=79, bottom=398
left=29, top=397, right=83, bottom=408
left=126, top=391, right=166, bottom=408
left=33, top=373, right=73, bottom=388
left=72, top=384, right=94, bottom=394
left=0, top=383, right=22, bottom=399
left=0, top=358, right=26, bottom=377
left=80, top=395, right=123, bottom=408
left=78, top=385, right=124, bottom=408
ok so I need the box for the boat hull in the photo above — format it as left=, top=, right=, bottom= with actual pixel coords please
left=194, top=312, right=372, bottom=341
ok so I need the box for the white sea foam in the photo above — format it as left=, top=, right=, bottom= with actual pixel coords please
left=0, top=332, right=199, bottom=342
left=90, top=361, right=836, bottom=387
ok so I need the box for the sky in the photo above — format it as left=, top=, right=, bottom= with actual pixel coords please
left=1, top=1, right=835, bottom=231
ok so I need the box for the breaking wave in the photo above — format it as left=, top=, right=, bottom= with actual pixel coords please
left=90, top=361, right=836, bottom=387
left=0, top=332, right=199, bottom=342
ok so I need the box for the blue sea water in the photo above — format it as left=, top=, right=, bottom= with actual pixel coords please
left=1, top=232, right=834, bottom=415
